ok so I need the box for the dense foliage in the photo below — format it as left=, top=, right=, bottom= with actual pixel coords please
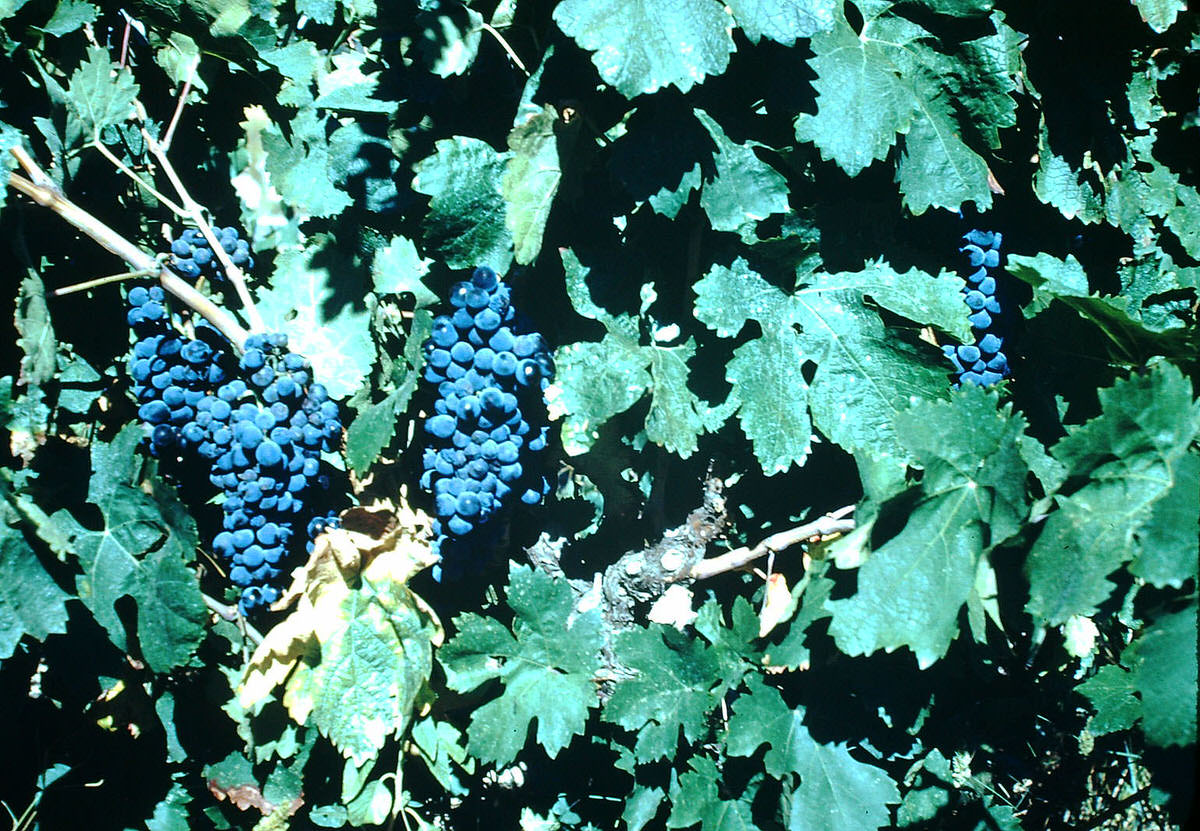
left=0, top=1, right=1196, bottom=829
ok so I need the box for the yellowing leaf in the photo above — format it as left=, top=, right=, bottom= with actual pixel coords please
left=238, top=498, right=442, bottom=766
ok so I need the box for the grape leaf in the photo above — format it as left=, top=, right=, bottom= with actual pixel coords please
left=240, top=509, right=441, bottom=766
left=40, top=425, right=204, bottom=672
left=371, top=235, right=436, bottom=304
left=827, top=391, right=1030, bottom=667
left=1129, top=450, right=1199, bottom=588
left=1125, top=604, right=1197, bottom=747
left=603, top=624, right=723, bottom=763
left=0, top=522, right=70, bottom=661
left=503, top=105, right=563, bottom=264
left=555, top=250, right=724, bottom=457
left=1025, top=364, right=1200, bottom=625
left=553, top=0, right=735, bottom=98
left=694, top=258, right=960, bottom=472
left=40, top=0, right=97, bottom=37
left=726, top=678, right=900, bottom=829
left=666, top=755, right=757, bottom=831
left=262, top=109, right=354, bottom=218
left=795, top=3, right=1017, bottom=213
left=438, top=563, right=603, bottom=766
left=256, top=244, right=375, bottom=401
left=313, top=52, right=395, bottom=114
left=726, top=0, right=837, bottom=44
left=66, top=46, right=138, bottom=136
left=693, top=110, right=789, bottom=233
left=412, top=136, right=514, bottom=272
left=1132, top=0, right=1186, bottom=32
left=1077, top=666, right=1141, bottom=737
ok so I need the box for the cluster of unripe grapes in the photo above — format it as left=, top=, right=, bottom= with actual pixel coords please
left=943, top=229, right=1009, bottom=387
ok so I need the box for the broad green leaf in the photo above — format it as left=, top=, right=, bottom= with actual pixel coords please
left=66, top=46, right=138, bottom=136
left=828, top=391, right=1029, bottom=667
left=0, top=523, right=70, bottom=661
left=439, top=564, right=603, bottom=766
left=624, top=785, right=665, bottom=831
left=1033, top=120, right=1104, bottom=224
left=313, top=52, right=395, bottom=113
left=262, top=109, right=353, bottom=218
left=723, top=330, right=813, bottom=474
left=553, top=0, right=735, bottom=98
left=417, top=5, right=483, bottom=77
left=41, top=0, right=97, bottom=36
left=694, top=110, right=789, bottom=233
left=796, top=4, right=1015, bottom=213
left=1132, top=0, right=1186, bottom=32
left=40, top=426, right=204, bottom=672
left=726, top=678, right=899, bottom=829
left=555, top=250, right=722, bottom=457
left=726, top=0, right=837, bottom=44
left=412, top=136, right=514, bottom=272
left=503, top=105, right=563, bottom=264
left=1126, top=605, right=1197, bottom=747
left=1025, top=364, right=1200, bottom=625
left=256, top=244, right=375, bottom=400
left=1166, top=184, right=1200, bottom=260
left=603, top=624, right=723, bottom=763
left=666, top=755, right=757, bottom=831
left=345, top=388, right=408, bottom=478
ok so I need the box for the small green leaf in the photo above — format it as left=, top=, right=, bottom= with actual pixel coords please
left=345, top=388, right=406, bottom=478
left=553, top=0, right=735, bottom=98
left=66, top=46, right=138, bottom=136
left=371, top=236, right=436, bottom=305
left=439, top=564, right=603, bottom=766
left=666, top=755, right=757, bottom=831
left=40, top=0, right=97, bottom=37
left=1126, top=605, right=1197, bottom=747
left=262, top=109, right=353, bottom=218
left=694, top=110, right=789, bottom=233
left=1077, top=665, right=1141, bottom=737
left=1131, top=0, right=1186, bottom=32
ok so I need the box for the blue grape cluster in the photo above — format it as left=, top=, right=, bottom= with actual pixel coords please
left=168, top=227, right=253, bottom=281
left=126, top=288, right=344, bottom=614
left=420, top=266, right=555, bottom=578
left=943, top=230, right=1009, bottom=387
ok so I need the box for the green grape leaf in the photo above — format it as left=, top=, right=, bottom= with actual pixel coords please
left=412, top=136, right=514, bottom=272
left=694, top=110, right=789, bottom=233
left=345, top=387, right=410, bottom=478
left=553, top=0, right=735, bottom=98
left=371, top=235, right=436, bottom=304
left=39, top=426, right=204, bottom=672
left=666, top=755, right=757, bottom=831
left=726, top=0, right=838, bottom=44
left=1025, top=364, right=1200, bottom=625
left=726, top=678, right=900, bottom=829
left=0, top=522, right=70, bottom=661
left=624, top=785, right=666, bottom=831
left=555, top=250, right=723, bottom=457
left=410, top=718, right=473, bottom=796
left=503, top=105, right=564, bottom=264
left=1132, top=0, right=1186, bottom=32
left=827, top=391, right=1030, bottom=667
left=416, top=5, right=483, bottom=77
left=41, top=0, right=97, bottom=37
left=1129, top=449, right=1199, bottom=588
left=1125, top=605, right=1197, bottom=747
left=262, top=109, right=353, bottom=218
left=694, top=258, right=961, bottom=472
left=1007, top=252, right=1189, bottom=337
left=795, top=4, right=1016, bottom=213
left=1077, top=666, right=1141, bottom=737
left=439, top=564, right=603, bottom=766
left=66, top=46, right=138, bottom=136
left=256, top=244, right=375, bottom=401
left=16, top=274, right=56, bottom=388
left=602, top=624, right=722, bottom=763
left=313, top=52, right=395, bottom=113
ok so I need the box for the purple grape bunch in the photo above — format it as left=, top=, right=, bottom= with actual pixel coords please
left=943, top=230, right=1009, bottom=387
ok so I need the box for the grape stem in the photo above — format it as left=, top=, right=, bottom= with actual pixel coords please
left=203, top=593, right=264, bottom=647
left=6, top=149, right=250, bottom=346
left=687, top=505, right=856, bottom=581
left=52, top=268, right=162, bottom=297
left=133, top=101, right=267, bottom=335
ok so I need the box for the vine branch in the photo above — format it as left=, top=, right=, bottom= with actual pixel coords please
left=6, top=150, right=250, bottom=346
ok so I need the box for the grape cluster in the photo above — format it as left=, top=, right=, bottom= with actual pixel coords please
left=126, top=287, right=344, bottom=614
left=943, top=229, right=1010, bottom=387
left=168, top=227, right=253, bottom=281
left=420, top=266, right=555, bottom=578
